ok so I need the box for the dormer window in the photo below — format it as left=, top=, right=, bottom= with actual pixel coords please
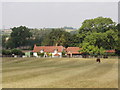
left=40, top=49, right=44, bottom=53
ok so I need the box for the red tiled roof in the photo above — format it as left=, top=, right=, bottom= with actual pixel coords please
left=33, top=45, right=64, bottom=53
left=54, top=53, right=60, bottom=56
left=105, top=50, right=115, bottom=53
left=66, top=47, right=82, bottom=54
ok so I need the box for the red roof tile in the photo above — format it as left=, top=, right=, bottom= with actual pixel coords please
left=33, top=45, right=64, bottom=53
left=105, top=50, right=115, bottom=53
left=66, top=47, right=82, bottom=54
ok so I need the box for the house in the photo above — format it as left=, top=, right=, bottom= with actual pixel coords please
left=33, top=45, right=64, bottom=58
left=105, top=50, right=115, bottom=53
left=66, top=47, right=82, bottom=57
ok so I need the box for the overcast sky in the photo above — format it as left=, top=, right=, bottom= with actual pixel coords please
left=2, top=2, right=118, bottom=29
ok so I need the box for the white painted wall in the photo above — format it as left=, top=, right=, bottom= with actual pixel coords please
left=33, top=52, right=62, bottom=58
left=33, top=52, right=38, bottom=57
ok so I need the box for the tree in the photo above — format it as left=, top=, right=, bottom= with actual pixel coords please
left=42, top=29, right=72, bottom=47
left=30, top=28, right=52, bottom=47
left=115, top=24, right=120, bottom=56
left=79, top=43, right=105, bottom=56
left=83, top=32, right=105, bottom=49
left=2, top=34, right=9, bottom=48
left=78, top=17, right=116, bottom=44
left=78, top=17, right=118, bottom=50
left=5, top=39, right=15, bottom=49
left=10, top=26, right=32, bottom=48
left=105, top=29, right=118, bottom=49
left=79, top=17, right=116, bottom=33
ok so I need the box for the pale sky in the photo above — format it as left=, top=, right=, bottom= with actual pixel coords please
left=1, top=1, right=118, bottom=29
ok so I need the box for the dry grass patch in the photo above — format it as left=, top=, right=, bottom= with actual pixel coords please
left=2, top=57, right=118, bottom=88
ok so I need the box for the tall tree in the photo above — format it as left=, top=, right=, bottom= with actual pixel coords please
left=10, top=26, right=32, bottom=48
left=42, top=29, right=73, bottom=47
left=79, top=17, right=116, bottom=33
left=78, top=17, right=118, bottom=54
left=78, top=17, right=116, bottom=44
left=79, top=43, right=105, bottom=55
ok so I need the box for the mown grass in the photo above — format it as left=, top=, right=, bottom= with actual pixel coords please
left=2, top=57, right=118, bottom=88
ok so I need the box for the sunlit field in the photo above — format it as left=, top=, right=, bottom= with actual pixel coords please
left=2, top=57, right=118, bottom=88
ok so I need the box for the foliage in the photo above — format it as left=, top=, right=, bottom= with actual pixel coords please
left=79, top=43, right=105, bottom=55
left=49, top=53, right=52, bottom=57
left=2, top=34, right=10, bottom=48
left=82, top=31, right=118, bottom=49
left=11, top=49, right=24, bottom=55
left=115, top=24, right=120, bottom=56
left=5, top=39, right=15, bottom=49
left=78, top=17, right=117, bottom=44
left=42, top=29, right=72, bottom=47
left=2, top=49, right=12, bottom=55
left=10, top=26, right=32, bottom=48
left=37, top=52, right=44, bottom=57
left=78, top=17, right=118, bottom=55
left=62, top=51, right=66, bottom=55
left=30, top=29, right=52, bottom=47
left=2, top=49, right=24, bottom=55
left=79, top=17, right=116, bottom=33
left=105, top=52, right=116, bottom=56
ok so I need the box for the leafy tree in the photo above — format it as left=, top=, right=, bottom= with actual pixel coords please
left=78, top=17, right=116, bottom=44
left=83, top=32, right=106, bottom=48
left=105, top=29, right=118, bottom=49
left=79, top=43, right=105, bottom=55
left=67, top=34, right=80, bottom=47
left=2, top=34, right=9, bottom=48
left=79, top=17, right=116, bottom=33
left=5, top=39, right=15, bottom=49
left=10, top=26, right=32, bottom=48
left=77, top=17, right=118, bottom=56
left=81, top=29, right=118, bottom=50
left=115, top=24, right=120, bottom=56
left=42, top=29, right=72, bottom=47
left=30, top=28, right=52, bottom=47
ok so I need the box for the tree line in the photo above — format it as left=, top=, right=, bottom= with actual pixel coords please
left=2, top=17, right=120, bottom=55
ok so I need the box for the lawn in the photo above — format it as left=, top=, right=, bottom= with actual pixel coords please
left=2, top=57, right=118, bottom=88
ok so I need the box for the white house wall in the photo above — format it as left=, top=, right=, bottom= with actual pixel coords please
left=33, top=52, right=38, bottom=57
left=33, top=52, right=62, bottom=58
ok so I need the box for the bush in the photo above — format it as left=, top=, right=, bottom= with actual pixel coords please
left=37, top=52, right=44, bottom=57
left=11, top=49, right=24, bottom=55
left=2, top=49, right=24, bottom=56
left=62, top=51, right=66, bottom=56
left=2, top=49, right=12, bottom=55
left=30, top=52, right=33, bottom=56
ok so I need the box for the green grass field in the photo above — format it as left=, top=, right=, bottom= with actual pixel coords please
left=2, top=57, right=118, bottom=88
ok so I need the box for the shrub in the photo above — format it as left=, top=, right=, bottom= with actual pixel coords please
left=62, top=51, right=66, bottom=56
left=37, top=52, right=44, bottom=57
left=11, top=49, right=24, bottom=55
left=2, top=49, right=12, bottom=55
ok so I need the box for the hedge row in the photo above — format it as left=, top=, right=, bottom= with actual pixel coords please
left=2, top=49, right=25, bottom=55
